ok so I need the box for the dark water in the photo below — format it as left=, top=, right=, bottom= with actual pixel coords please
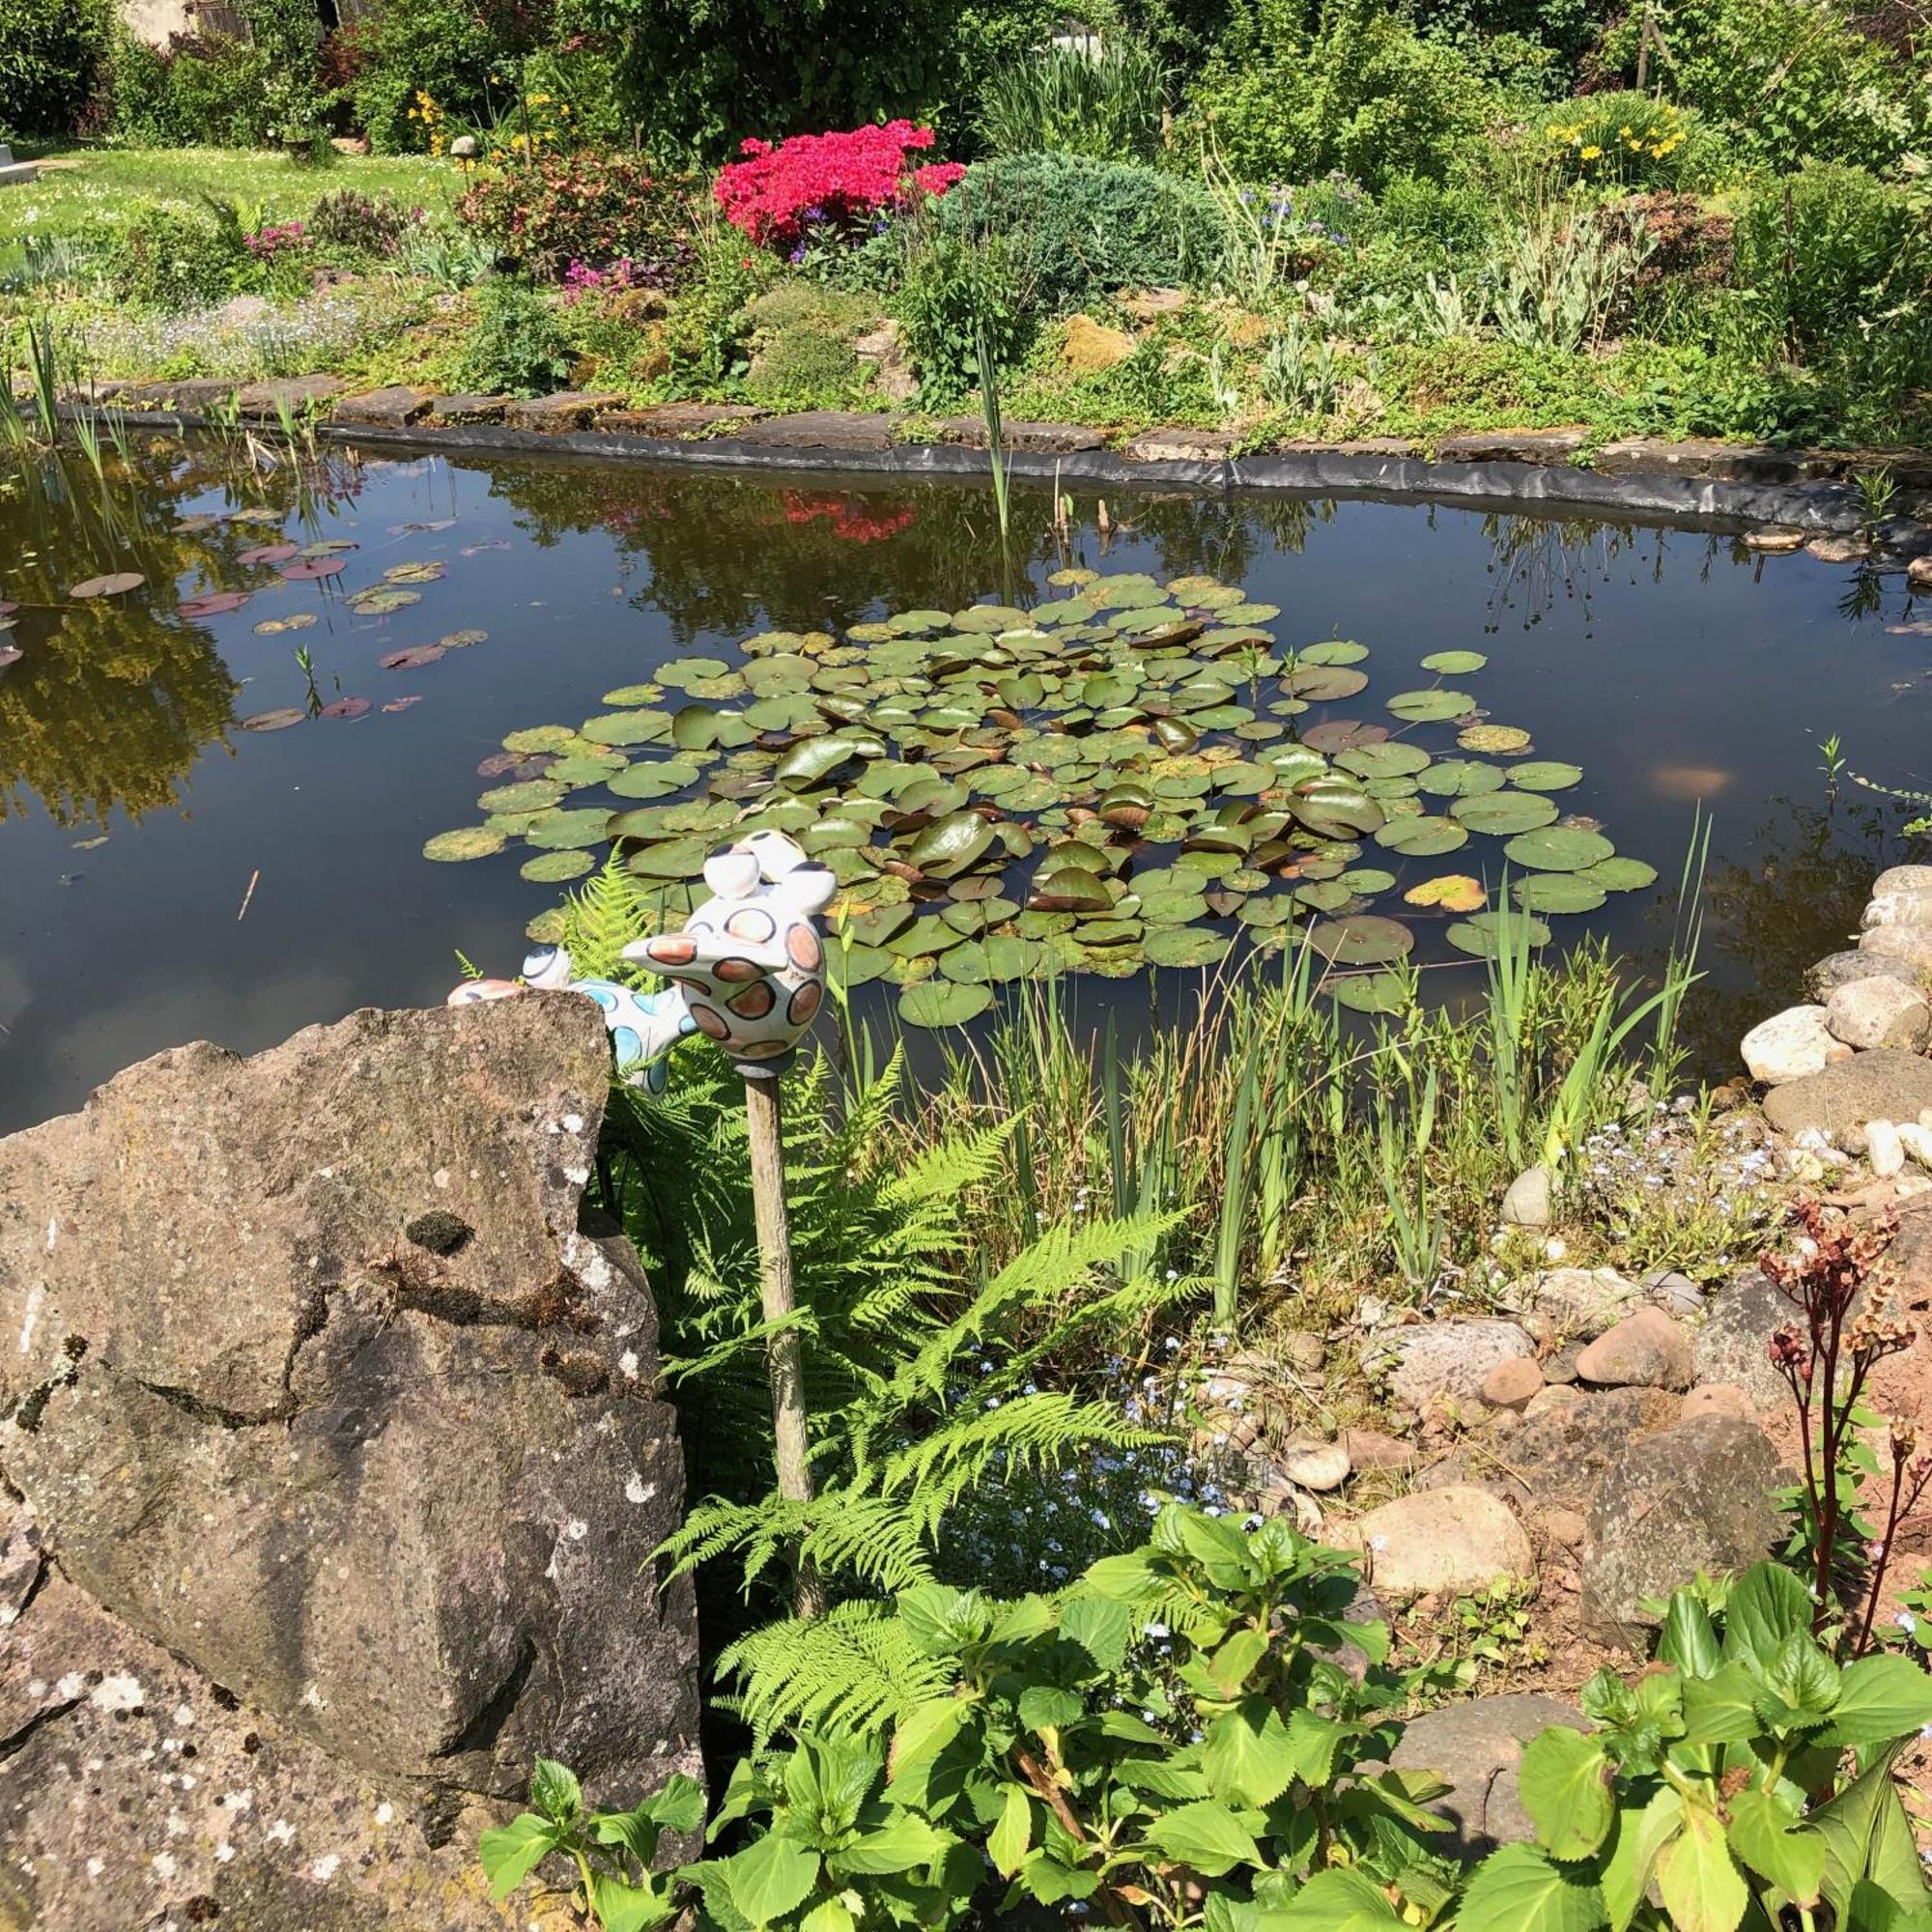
left=3, top=435, right=1928, bottom=1132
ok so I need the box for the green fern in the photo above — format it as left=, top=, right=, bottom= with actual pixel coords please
left=552, top=854, right=668, bottom=983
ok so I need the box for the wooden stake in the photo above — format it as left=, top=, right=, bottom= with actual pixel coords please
left=742, top=1071, right=825, bottom=1620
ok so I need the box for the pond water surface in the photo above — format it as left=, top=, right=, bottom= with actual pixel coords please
left=3, top=436, right=1928, bottom=1132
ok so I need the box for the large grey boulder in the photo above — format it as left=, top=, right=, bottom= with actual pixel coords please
left=1581, top=1416, right=1784, bottom=1644
left=1690, top=1269, right=1796, bottom=1410
left=1374, top=1319, right=1537, bottom=1410
left=1391, top=1694, right=1590, bottom=1856
left=1761, top=1049, right=1932, bottom=1151
left=1416, top=1384, right=1680, bottom=1515
left=0, top=998, right=702, bottom=1927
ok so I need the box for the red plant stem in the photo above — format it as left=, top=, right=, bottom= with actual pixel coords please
left=1853, top=1452, right=1911, bottom=1658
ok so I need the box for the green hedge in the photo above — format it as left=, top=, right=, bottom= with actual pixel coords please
left=1, top=0, right=109, bottom=140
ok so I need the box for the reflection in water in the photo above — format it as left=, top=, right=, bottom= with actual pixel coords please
left=0, top=435, right=364, bottom=830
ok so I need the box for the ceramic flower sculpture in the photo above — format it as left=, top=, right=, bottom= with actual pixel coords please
left=447, top=828, right=836, bottom=1090
left=623, top=828, right=838, bottom=1076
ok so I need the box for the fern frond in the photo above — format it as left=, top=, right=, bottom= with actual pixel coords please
left=714, top=1602, right=952, bottom=1744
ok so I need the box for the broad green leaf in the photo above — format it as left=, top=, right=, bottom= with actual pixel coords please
left=801, top=1900, right=857, bottom=1932
left=1602, top=1787, right=1683, bottom=1932
left=1721, top=1564, right=1812, bottom=1670
left=1682, top=1662, right=1765, bottom=1744
left=889, top=1698, right=971, bottom=1781
left=1283, top=1709, right=1349, bottom=1790
left=1519, top=1725, right=1615, bottom=1862
left=1728, top=1787, right=1825, bottom=1907
left=725, top=1833, right=822, bottom=1925
left=529, top=1757, right=582, bottom=1823
left=1266, top=1865, right=1406, bottom=1930
left=1147, top=1800, right=1267, bottom=1876
left=1019, top=1857, right=1100, bottom=1903
left=1202, top=1699, right=1298, bottom=1807
left=1059, top=1592, right=1133, bottom=1674
left=1459, top=1844, right=1607, bottom=1932
left=646, top=1772, right=708, bottom=1835
left=1821, top=1654, right=1932, bottom=1747
left=478, top=1814, right=560, bottom=1901
left=590, top=1874, right=677, bottom=1932
left=1018, top=1684, right=1084, bottom=1733
left=1659, top=1592, right=1722, bottom=1676
left=834, top=1812, right=950, bottom=1875
left=1203, top=1627, right=1270, bottom=1697
left=988, top=1784, right=1032, bottom=1877
left=1657, top=1803, right=1748, bottom=1932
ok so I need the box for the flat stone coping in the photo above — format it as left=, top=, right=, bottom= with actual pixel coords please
left=49, top=394, right=1932, bottom=559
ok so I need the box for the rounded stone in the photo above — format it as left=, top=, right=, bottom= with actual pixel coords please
left=1763, top=1049, right=1932, bottom=1151
left=1681, top=1383, right=1755, bottom=1422
left=1872, top=866, right=1932, bottom=898
left=1377, top=1319, right=1539, bottom=1410
left=1826, top=976, right=1931, bottom=1051
left=1500, top=1164, right=1551, bottom=1228
left=1481, top=1357, right=1545, bottom=1410
left=1742, top=1005, right=1854, bottom=1085
left=1575, top=1307, right=1694, bottom=1391
left=1389, top=1693, right=1588, bottom=1856
left=1867, top=1118, right=1906, bottom=1177
left=1859, top=924, right=1932, bottom=977
left=1805, top=951, right=1918, bottom=1003
left=1277, top=1436, right=1351, bottom=1492
left=1863, top=890, right=1932, bottom=931
left=1348, top=1486, right=1536, bottom=1598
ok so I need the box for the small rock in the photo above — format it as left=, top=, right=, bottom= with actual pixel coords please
left=1377, top=1319, right=1538, bottom=1410
left=1500, top=1164, right=1551, bottom=1227
left=1763, top=1049, right=1932, bottom=1150
left=1121, top=427, right=1239, bottom=463
left=1538, top=1507, right=1588, bottom=1548
left=1909, top=555, right=1932, bottom=592
left=1898, top=1122, right=1932, bottom=1168
left=1681, top=1383, right=1754, bottom=1422
left=1859, top=924, right=1932, bottom=976
left=1828, top=974, right=1932, bottom=1050
left=1342, top=1428, right=1416, bottom=1473
left=1481, top=1357, right=1544, bottom=1410
left=1867, top=1118, right=1906, bottom=1177
left=1280, top=1331, right=1327, bottom=1374
left=1805, top=951, right=1918, bottom=1002
left=1581, top=1417, right=1784, bottom=1641
left=1641, top=1269, right=1705, bottom=1319
left=1690, top=1269, right=1795, bottom=1409
left=1121, top=287, right=1190, bottom=321
left=1864, top=891, right=1932, bottom=932
left=1742, top=1005, right=1853, bottom=1085
left=1519, top=1264, right=1641, bottom=1338
left=1743, top=527, right=1806, bottom=552
left=1059, top=314, right=1137, bottom=374
left=1575, top=1308, right=1694, bottom=1390
left=853, top=322, right=917, bottom=404
left=505, top=390, right=625, bottom=434
left=1874, top=866, right=1932, bottom=897
left=424, top=392, right=510, bottom=425
left=1806, top=532, right=1871, bottom=562
left=333, top=384, right=434, bottom=428
left=1349, top=1487, right=1536, bottom=1598
left=1390, top=1694, right=1588, bottom=1856
left=1277, top=1437, right=1350, bottom=1492
left=1540, top=1341, right=1583, bottom=1386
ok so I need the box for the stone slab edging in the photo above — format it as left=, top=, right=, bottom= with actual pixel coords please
left=53, top=399, right=1932, bottom=562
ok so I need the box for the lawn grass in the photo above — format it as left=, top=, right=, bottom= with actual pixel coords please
left=0, top=147, right=461, bottom=250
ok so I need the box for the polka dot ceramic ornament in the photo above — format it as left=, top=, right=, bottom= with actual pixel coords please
left=446, top=946, right=696, bottom=1095
left=623, top=829, right=838, bottom=1078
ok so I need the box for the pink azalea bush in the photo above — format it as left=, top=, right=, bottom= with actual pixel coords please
left=713, top=121, right=964, bottom=258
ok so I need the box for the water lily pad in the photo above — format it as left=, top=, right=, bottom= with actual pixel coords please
left=1374, top=815, right=1468, bottom=856
left=1303, top=720, right=1388, bottom=753
left=380, top=644, right=444, bottom=670
left=1339, top=867, right=1398, bottom=895
left=1420, top=649, right=1488, bottom=673
left=1503, top=826, right=1615, bottom=872
left=898, top=980, right=994, bottom=1028
left=1578, top=856, right=1658, bottom=893
left=521, top=849, right=595, bottom=882
left=238, top=543, right=299, bottom=565
left=1508, top=761, right=1583, bottom=791
left=279, top=557, right=347, bottom=582
left=348, top=587, right=422, bottom=615
left=1338, top=742, right=1433, bottom=781
left=1404, top=874, right=1486, bottom=912
left=423, top=825, right=505, bottom=861
left=180, top=589, right=250, bottom=618
left=1442, top=788, right=1556, bottom=838
left=908, top=811, right=997, bottom=877
left=1330, top=972, right=1410, bottom=1014
left=1446, top=910, right=1552, bottom=956
left=1387, top=689, right=1476, bottom=722
left=1416, top=758, right=1504, bottom=799
left=1297, top=639, right=1370, bottom=666
left=582, top=710, right=671, bottom=747
left=526, top=808, right=620, bottom=850
left=1513, top=873, right=1608, bottom=914
left=1458, top=724, right=1532, bottom=753
left=1309, top=914, right=1414, bottom=965
left=479, top=779, right=565, bottom=812
left=440, top=628, right=489, bottom=650
left=241, top=706, right=305, bottom=732
left=319, top=696, right=371, bottom=720
left=1284, top=665, right=1369, bottom=701
left=1144, top=926, right=1231, bottom=968
left=71, top=572, right=146, bottom=598
left=253, top=612, right=319, bottom=635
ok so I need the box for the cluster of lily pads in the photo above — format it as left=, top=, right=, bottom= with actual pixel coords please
left=427, top=568, right=1656, bottom=1026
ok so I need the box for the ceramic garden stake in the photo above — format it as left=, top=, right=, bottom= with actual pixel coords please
left=629, top=829, right=837, bottom=1617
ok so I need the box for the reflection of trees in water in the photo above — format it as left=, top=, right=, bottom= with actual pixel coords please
left=479, top=462, right=1321, bottom=644
left=1654, top=793, right=1915, bottom=1077
left=0, top=437, right=355, bottom=831
left=1476, top=512, right=1739, bottom=635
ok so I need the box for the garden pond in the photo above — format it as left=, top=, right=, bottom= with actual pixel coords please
left=3, top=434, right=1928, bottom=1131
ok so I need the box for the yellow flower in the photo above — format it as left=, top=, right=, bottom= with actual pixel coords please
left=1580, top=143, right=1603, bottom=159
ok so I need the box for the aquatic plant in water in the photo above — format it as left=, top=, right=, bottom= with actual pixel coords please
left=427, top=571, right=1656, bottom=1027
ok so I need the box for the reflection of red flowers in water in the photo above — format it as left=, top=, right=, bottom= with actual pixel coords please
left=778, top=493, right=915, bottom=544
